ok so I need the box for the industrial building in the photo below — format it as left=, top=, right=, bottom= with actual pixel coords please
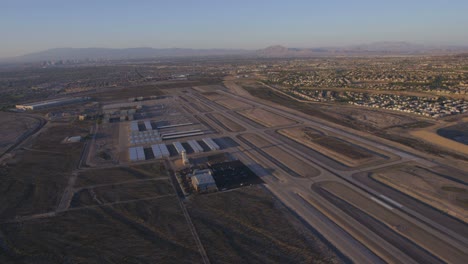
left=158, top=144, right=170, bottom=157
left=202, top=138, right=220, bottom=151
left=161, top=129, right=203, bottom=140
left=151, top=144, right=170, bottom=159
left=187, top=140, right=203, bottom=153
left=190, top=169, right=218, bottom=193
left=16, top=97, right=90, bottom=110
left=128, top=146, right=146, bottom=161
left=144, top=121, right=153, bottom=130
left=129, top=130, right=160, bottom=145
left=173, top=141, right=186, bottom=154
left=129, top=121, right=161, bottom=145
left=157, top=123, right=193, bottom=129
left=130, top=121, right=139, bottom=132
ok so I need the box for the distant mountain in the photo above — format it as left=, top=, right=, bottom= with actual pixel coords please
left=6, top=47, right=251, bottom=62
left=347, top=41, right=425, bottom=53
left=3, top=42, right=468, bottom=62
left=255, top=42, right=468, bottom=57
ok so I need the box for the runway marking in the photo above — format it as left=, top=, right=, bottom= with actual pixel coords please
left=370, top=197, right=393, bottom=210
left=379, top=195, right=403, bottom=208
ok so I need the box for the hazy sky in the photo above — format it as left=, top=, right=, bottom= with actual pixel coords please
left=1, top=0, right=468, bottom=57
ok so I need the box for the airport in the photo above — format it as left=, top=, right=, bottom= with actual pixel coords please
left=4, top=82, right=467, bottom=263
left=67, top=83, right=464, bottom=263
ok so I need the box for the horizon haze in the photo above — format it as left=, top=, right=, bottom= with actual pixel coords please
left=2, top=0, right=468, bottom=58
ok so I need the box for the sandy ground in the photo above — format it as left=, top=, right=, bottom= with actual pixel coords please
left=223, top=79, right=254, bottom=98
left=318, top=181, right=468, bottom=264
left=241, top=133, right=319, bottom=178
left=207, top=113, right=245, bottom=132
left=372, top=165, right=468, bottom=223
left=411, top=130, right=468, bottom=155
left=215, top=98, right=253, bottom=110
left=410, top=122, right=468, bottom=155
left=238, top=108, right=297, bottom=127
left=0, top=112, right=40, bottom=154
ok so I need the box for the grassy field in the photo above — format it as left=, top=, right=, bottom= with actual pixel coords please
left=186, top=185, right=345, bottom=264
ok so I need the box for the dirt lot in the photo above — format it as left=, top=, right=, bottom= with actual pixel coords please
left=371, top=164, right=468, bottom=223
left=279, top=127, right=382, bottom=168
left=316, top=181, right=468, bottom=264
left=186, top=185, right=345, bottom=264
left=240, top=133, right=319, bottom=178
left=0, top=112, right=41, bottom=155
left=206, top=113, right=245, bottom=132
left=238, top=108, right=296, bottom=127
left=0, top=122, right=88, bottom=220
left=215, top=98, right=252, bottom=110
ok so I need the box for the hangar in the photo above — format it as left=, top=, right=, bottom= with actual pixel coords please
left=190, top=169, right=218, bottom=193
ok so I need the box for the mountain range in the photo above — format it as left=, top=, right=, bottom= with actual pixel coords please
left=3, top=42, right=468, bottom=62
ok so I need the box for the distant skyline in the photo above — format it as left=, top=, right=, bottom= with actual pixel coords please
left=2, top=0, right=468, bottom=58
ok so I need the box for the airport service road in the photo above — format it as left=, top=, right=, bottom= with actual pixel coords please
left=185, top=90, right=468, bottom=262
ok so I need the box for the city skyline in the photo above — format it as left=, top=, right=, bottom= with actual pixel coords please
left=1, top=0, right=468, bottom=58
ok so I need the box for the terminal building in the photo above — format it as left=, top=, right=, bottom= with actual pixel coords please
left=16, top=97, right=90, bottom=110
left=190, top=169, right=218, bottom=193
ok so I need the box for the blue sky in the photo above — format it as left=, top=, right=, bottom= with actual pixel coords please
left=1, top=0, right=468, bottom=57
